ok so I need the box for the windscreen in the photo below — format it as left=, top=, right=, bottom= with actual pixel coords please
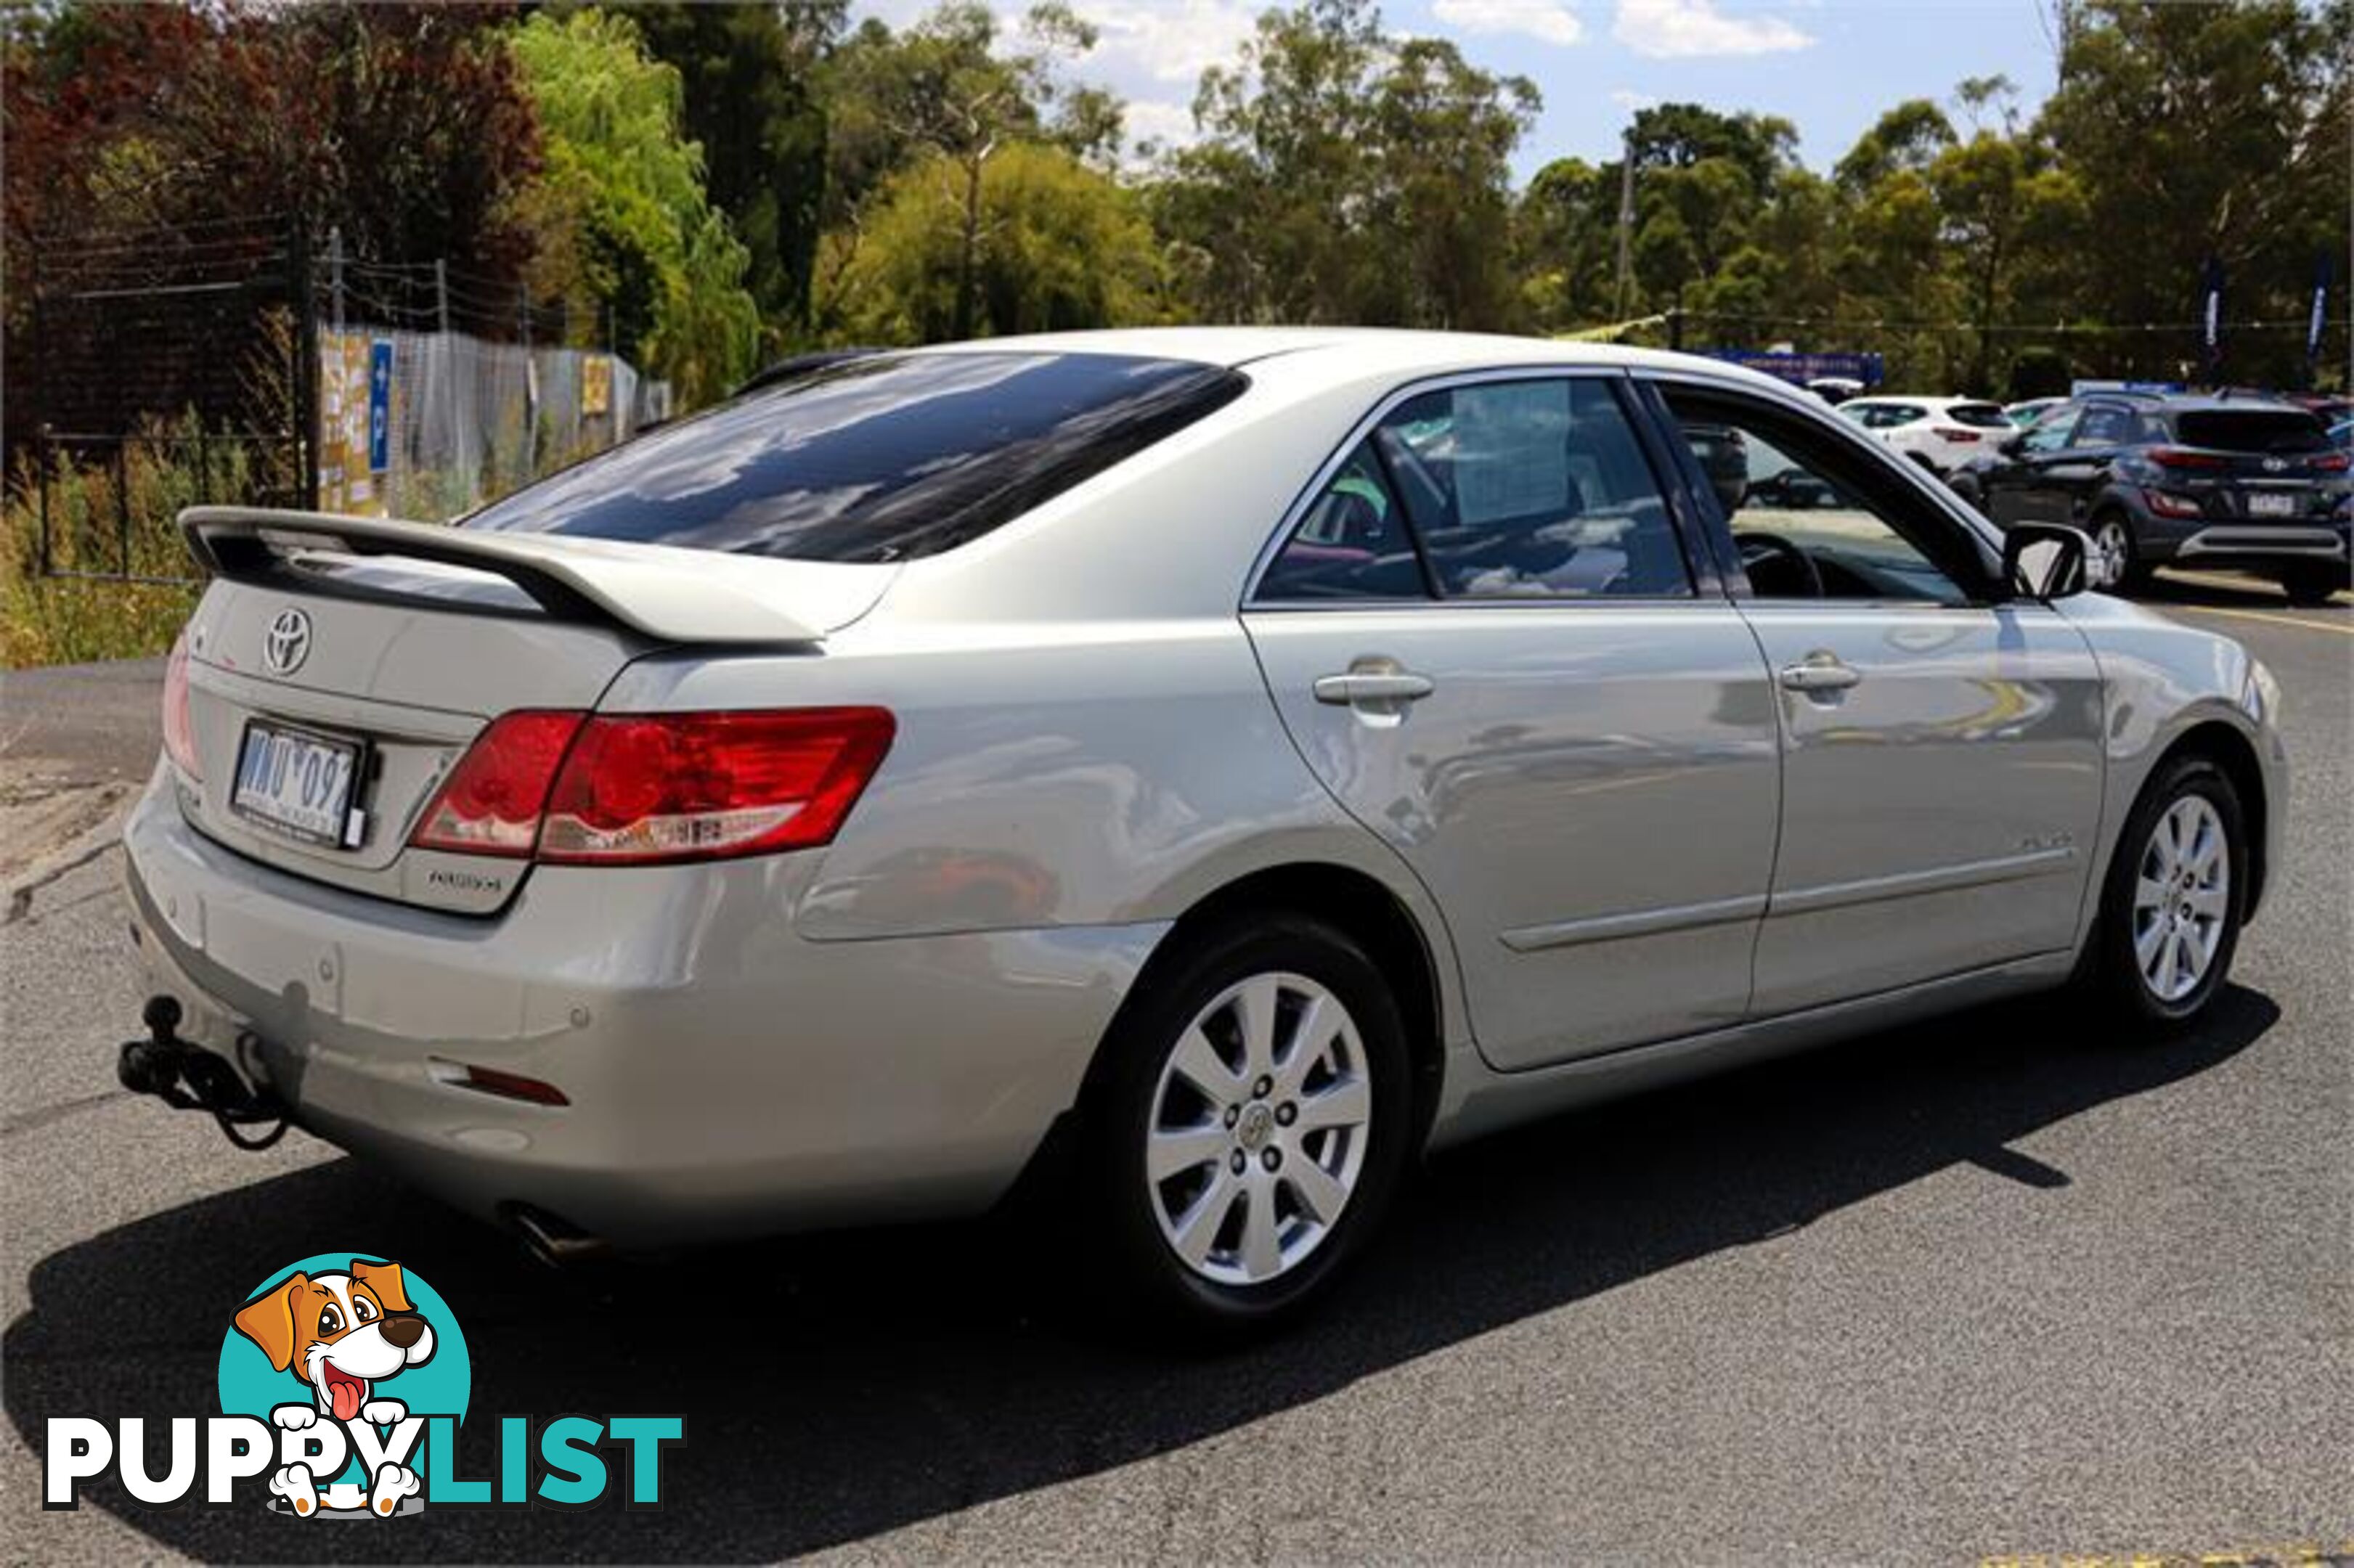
left=2171, top=409, right=2330, bottom=454
left=465, top=351, right=1247, bottom=563
left=1947, top=403, right=2012, bottom=428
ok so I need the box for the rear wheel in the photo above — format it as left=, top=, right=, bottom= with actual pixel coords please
left=1079, top=914, right=1411, bottom=1336
left=2080, top=754, right=2246, bottom=1034
left=2276, top=562, right=2348, bottom=606
left=2088, top=512, right=2141, bottom=592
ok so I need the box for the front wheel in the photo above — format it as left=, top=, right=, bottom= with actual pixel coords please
left=2080, top=754, right=2246, bottom=1034
left=1078, top=914, right=1412, bottom=1336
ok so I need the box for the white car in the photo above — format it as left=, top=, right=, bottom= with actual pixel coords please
left=1838, top=396, right=2015, bottom=474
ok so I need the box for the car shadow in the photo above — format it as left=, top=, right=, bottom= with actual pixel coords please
left=5, top=984, right=2278, bottom=1561
left=2140, top=567, right=2350, bottom=611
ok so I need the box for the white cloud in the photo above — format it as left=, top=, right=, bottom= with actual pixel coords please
left=1122, top=99, right=1201, bottom=151
left=1612, top=0, right=1812, bottom=57
left=1074, top=0, right=1263, bottom=86
left=1431, top=0, right=1585, bottom=47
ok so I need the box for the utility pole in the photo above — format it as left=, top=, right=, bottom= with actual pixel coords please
left=1613, top=127, right=1637, bottom=323
left=433, top=260, right=449, bottom=338
left=327, top=226, right=345, bottom=338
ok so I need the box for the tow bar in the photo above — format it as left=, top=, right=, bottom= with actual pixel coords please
left=118, top=995, right=291, bottom=1151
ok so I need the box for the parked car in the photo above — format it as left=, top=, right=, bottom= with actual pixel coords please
left=121, top=330, right=2286, bottom=1334
left=2005, top=396, right=2064, bottom=428
left=1950, top=391, right=2352, bottom=604
left=1836, top=395, right=2015, bottom=473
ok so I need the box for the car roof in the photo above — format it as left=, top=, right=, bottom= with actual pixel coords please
left=1843, top=394, right=1991, bottom=408
left=911, top=325, right=1800, bottom=393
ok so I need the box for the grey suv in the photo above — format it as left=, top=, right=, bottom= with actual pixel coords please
left=1952, top=391, right=2352, bottom=603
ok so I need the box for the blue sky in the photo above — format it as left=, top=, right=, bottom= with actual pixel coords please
left=856, top=0, right=2068, bottom=179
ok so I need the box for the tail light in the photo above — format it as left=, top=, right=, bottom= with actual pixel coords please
left=1932, top=428, right=1982, bottom=443
left=2149, top=447, right=2228, bottom=470
left=410, top=711, right=586, bottom=857
left=2310, top=452, right=2350, bottom=473
left=162, top=629, right=202, bottom=781
left=409, top=707, right=895, bottom=866
left=2143, top=489, right=2204, bottom=519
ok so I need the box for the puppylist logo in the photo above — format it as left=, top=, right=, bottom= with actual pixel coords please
left=44, top=1254, right=684, bottom=1516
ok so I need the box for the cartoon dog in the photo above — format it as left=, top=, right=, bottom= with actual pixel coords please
left=232, top=1258, right=435, bottom=1516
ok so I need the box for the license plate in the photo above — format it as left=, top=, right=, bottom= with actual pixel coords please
left=232, top=722, right=364, bottom=846
left=2246, top=491, right=2297, bottom=518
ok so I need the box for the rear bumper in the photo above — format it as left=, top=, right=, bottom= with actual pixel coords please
left=2138, top=518, right=2350, bottom=567
left=121, top=768, right=1161, bottom=1246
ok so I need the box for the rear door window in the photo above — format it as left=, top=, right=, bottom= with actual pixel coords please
left=1378, top=377, right=1693, bottom=599
left=2072, top=404, right=2140, bottom=446
left=465, top=351, right=1247, bottom=562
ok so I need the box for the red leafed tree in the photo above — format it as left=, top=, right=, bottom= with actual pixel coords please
left=4, top=2, right=543, bottom=288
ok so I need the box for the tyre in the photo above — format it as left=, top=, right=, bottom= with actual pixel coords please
left=2088, top=511, right=2142, bottom=592
left=1078, top=912, right=1412, bottom=1336
left=2276, top=562, right=2348, bottom=606
left=2080, top=754, right=2246, bottom=1034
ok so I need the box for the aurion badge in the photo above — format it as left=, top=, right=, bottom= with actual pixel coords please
left=264, top=608, right=313, bottom=676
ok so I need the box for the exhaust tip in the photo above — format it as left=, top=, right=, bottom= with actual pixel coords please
left=505, top=1204, right=612, bottom=1269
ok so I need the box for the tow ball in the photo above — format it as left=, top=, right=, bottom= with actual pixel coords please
left=118, top=995, right=290, bottom=1151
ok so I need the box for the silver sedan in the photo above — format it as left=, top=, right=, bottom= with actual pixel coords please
left=121, top=330, right=2286, bottom=1333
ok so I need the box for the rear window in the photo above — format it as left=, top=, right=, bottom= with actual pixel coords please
left=1947, top=403, right=2011, bottom=428
left=464, top=351, right=1247, bottom=562
left=2170, top=409, right=2330, bottom=454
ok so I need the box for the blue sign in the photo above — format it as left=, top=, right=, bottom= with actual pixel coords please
left=1702, top=349, right=1885, bottom=388
left=367, top=338, right=393, bottom=475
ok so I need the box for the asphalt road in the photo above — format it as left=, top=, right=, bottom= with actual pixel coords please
left=2, top=574, right=2347, bottom=1565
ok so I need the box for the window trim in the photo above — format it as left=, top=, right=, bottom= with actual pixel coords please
left=1637, top=370, right=2011, bottom=608
left=1242, top=367, right=1715, bottom=611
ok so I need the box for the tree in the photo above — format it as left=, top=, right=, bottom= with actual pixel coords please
left=1157, top=0, right=1536, bottom=330
left=509, top=9, right=758, bottom=403
left=2037, top=0, right=2350, bottom=383
left=817, top=2, right=1115, bottom=342
left=4, top=3, right=541, bottom=287
left=630, top=1, right=842, bottom=337
left=828, top=141, right=1165, bottom=341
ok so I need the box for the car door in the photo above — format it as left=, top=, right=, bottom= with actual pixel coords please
left=1649, top=377, right=2106, bottom=1016
left=2041, top=401, right=2141, bottom=526
left=1245, top=371, right=1782, bottom=1070
left=1982, top=403, right=2081, bottom=526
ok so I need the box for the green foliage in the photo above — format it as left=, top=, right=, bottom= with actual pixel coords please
left=1154, top=0, right=1536, bottom=330
left=828, top=142, right=1165, bottom=342
left=510, top=9, right=759, bottom=402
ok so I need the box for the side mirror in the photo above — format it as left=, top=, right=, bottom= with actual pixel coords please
left=2003, top=522, right=2092, bottom=600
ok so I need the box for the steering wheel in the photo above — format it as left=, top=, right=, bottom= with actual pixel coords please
left=1736, top=531, right=1825, bottom=598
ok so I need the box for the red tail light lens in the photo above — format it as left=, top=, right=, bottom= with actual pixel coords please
left=2311, top=452, right=2350, bottom=473
left=162, top=629, right=202, bottom=781
left=410, top=711, right=587, bottom=857
left=2143, top=489, right=2204, bottom=519
left=2149, top=447, right=2228, bottom=470
left=539, top=708, right=895, bottom=865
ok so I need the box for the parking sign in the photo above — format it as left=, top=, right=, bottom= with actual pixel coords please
left=367, top=338, right=393, bottom=475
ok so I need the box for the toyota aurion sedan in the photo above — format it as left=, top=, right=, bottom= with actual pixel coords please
left=123, top=330, right=2285, bottom=1331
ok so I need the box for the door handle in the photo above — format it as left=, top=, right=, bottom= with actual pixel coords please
left=1777, top=654, right=1862, bottom=693
left=1314, top=671, right=1435, bottom=706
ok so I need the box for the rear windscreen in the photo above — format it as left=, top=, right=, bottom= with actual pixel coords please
left=2171, top=409, right=2330, bottom=454
left=1947, top=404, right=2012, bottom=428
left=464, top=351, right=1247, bottom=562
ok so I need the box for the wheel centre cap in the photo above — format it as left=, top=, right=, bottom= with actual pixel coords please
left=1237, top=1102, right=1276, bottom=1152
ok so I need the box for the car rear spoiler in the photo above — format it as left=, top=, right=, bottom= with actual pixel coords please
left=179, top=507, right=875, bottom=645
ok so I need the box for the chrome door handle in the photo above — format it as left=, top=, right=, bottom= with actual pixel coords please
left=1314, top=671, right=1435, bottom=706
left=1777, top=656, right=1861, bottom=693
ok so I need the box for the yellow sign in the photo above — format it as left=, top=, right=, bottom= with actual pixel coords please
left=582, top=355, right=612, bottom=418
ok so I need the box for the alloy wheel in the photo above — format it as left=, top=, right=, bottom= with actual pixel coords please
left=2091, top=519, right=2132, bottom=588
left=1144, top=971, right=1372, bottom=1287
left=2131, top=795, right=2230, bottom=1003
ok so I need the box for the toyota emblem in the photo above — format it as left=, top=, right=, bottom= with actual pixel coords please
left=262, top=608, right=312, bottom=676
